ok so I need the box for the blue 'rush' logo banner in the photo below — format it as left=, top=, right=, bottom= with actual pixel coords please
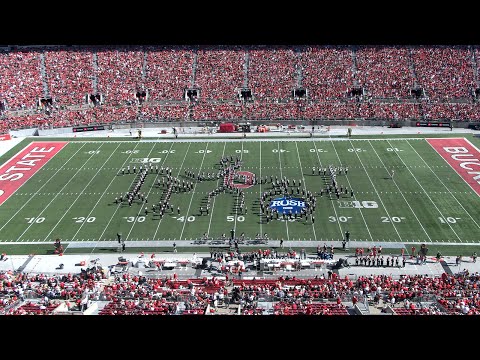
left=269, top=197, right=308, bottom=214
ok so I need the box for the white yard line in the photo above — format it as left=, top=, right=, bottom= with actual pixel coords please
left=0, top=143, right=86, bottom=232
left=206, top=142, right=227, bottom=237
left=312, top=140, right=344, bottom=240
left=41, top=143, right=123, bottom=242
left=329, top=139, right=375, bottom=242
left=124, top=142, right=174, bottom=241
left=276, top=141, right=290, bottom=241
left=151, top=143, right=192, bottom=242
left=178, top=143, right=209, bottom=241
left=386, top=139, right=463, bottom=242
left=463, top=137, right=480, bottom=152
left=347, top=139, right=404, bottom=242
left=233, top=141, right=244, bottom=235
left=294, top=141, right=317, bottom=241
left=14, top=143, right=105, bottom=241
left=420, top=140, right=480, bottom=228
left=367, top=140, right=432, bottom=242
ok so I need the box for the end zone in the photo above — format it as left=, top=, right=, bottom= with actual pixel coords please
left=426, top=138, right=480, bottom=196
left=0, top=142, right=68, bottom=205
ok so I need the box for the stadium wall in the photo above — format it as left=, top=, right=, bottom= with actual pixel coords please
left=9, top=128, right=38, bottom=137
left=37, top=127, right=74, bottom=136
left=124, top=119, right=473, bottom=128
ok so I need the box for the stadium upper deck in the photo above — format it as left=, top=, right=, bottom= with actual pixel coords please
left=1, top=45, right=480, bottom=133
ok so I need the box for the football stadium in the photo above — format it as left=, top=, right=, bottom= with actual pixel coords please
left=0, top=45, right=480, bottom=315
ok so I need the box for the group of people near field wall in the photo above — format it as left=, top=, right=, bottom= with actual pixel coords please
left=1, top=265, right=480, bottom=315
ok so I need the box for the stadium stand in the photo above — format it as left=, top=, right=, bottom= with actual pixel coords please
left=411, top=46, right=476, bottom=100
left=144, top=46, right=194, bottom=101
left=355, top=46, right=414, bottom=99
left=43, top=48, right=95, bottom=107
left=194, top=46, right=245, bottom=100
left=300, top=46, right=354, bottom=100
left=1, top=260, right=478, bottom=315
left=3, top=45, right=480, bottom=131
left=0, top=49, right=44, bottom=111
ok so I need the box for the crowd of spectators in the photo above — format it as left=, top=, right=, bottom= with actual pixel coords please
left=422, top=102, right=480, bottom=121
left=244, top=100, right=303, bottom=120
left=411, top=46, right=476, bottom=100
left=138, top=104, right=190, bottom=122
left=0, top=49, right=44, bottom=111
left=300, top=46, right=354, bottom=100
left=194, top=47, right=244, bottom=100
left=191, top=101, right=243, bottom=121
left=0, top=266, right=106, bottom=315
left=95, top=47, right=145, bottom=106
left=247, top=47, right=298, bottom=100
left=43, top=49, right=95, bottom=106
left=3, top=45, right=480, bottom=133
left=358, top=102, right=422, bottom=120
left=303, top=101, right=358, bottom=120
left=0, top=261, right=479, bottom=315
left=99, top=273, right=225, bottom=315
left=356, top=46, right=414, bottom=99
left=144, top=46, right=194, bottom=101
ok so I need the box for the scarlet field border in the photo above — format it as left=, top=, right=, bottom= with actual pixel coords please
left=426, top=138, right=480, bottom=197
left=0, top=141, right=68, bottom=206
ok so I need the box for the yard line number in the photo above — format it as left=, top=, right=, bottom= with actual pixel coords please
left=73, top=216, right=96, bottom=223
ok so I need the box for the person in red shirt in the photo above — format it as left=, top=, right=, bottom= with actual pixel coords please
left=411, top=246, right=416, bottom=259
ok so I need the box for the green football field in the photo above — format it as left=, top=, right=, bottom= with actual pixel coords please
left=0, top=134, right=479, bottom=254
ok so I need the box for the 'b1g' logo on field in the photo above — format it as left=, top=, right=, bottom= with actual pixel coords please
left=130, top=158, right=161, bottom=163
left=338, top=200, right=378, bottom=209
